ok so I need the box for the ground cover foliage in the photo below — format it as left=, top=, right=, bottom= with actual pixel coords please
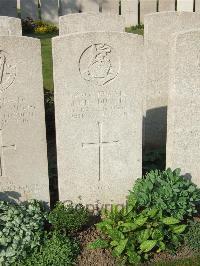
left=0, top=200, right=90, bottom=265
left=89, top=169, right=200, bottom=265
left=0, top=169, right=199, bottom=265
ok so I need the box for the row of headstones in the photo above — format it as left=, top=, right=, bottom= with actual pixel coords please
left=1, top=12, right=200, bottom=207
left=1, top=0, right=200, bottom=26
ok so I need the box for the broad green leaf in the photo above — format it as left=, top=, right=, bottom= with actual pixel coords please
left=171, top=224, right=187, bottom=234
left=110, top=240, right=118, bottom=247
left=173, top=168, right=181, bottom=176
left=148, top=208, right=158, bottom=218
left=113, top=239, right=128, bottom=256
left=152, top=229, right=164, bottom=241
left=96, top=220, right=112, bottom=231
left=135, top=216, right=148, bottom=227
left=88, top=239, right=109, bottom=249
left=137, top=229, right=151, bottom=243
left=120, top=223, right=138, bottom=232
left=140, top=240, right=157, bottom=253
left=127, top=250, right=141, bottom=264
left=124, top=205, right=134, bottom=215
left=128, top=194, right=137, bottom=207
left=158, top=241, right=166, bottom=251
left=107, top=228, right=124, bottom=241
left=162, top=217, right=180, bottom=225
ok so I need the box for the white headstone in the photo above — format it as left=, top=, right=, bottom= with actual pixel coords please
left=121, top=0, right=138, bottom=27
left=0, top=17, right=22, bottom=36
left=144, top=12, right=200, bottom=149
left=196, top=0, right=200, bottom=12
left=60, top=0, right=81, bottom=15
left=167, top=29, right=200, bottom=186
left=0, top=0, right=17, bottom=17
left=0, top=36, right=49, bottom=203
left=81, top=0, right=99, bottom=12
left=59, top=13, right=125, bottom=35
left=101, top=0, right=119, bottom=14
left=140, top=0, right=157, bottom=24
left=41, top=0, right=59, bottom=24
left=21, top=0, right=39, bottom=20
left=177, top=0, right=193, bottom=12
left=159, top=0, right=175, bottom=11
left=53, top=32, right=143, bottom=206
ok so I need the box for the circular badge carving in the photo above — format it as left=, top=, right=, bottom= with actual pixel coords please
left=0, top=50, right=16, bottom=93
left=79, top=44, right=120, bottom=86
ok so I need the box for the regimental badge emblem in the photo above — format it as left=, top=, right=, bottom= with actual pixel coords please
left=79, top=44, right=120, bottom=86
left=0, top=50, right=16, bottom=93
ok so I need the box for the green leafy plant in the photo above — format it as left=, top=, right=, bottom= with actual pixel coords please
left=125, top=24, right=144, bottom=35
left=129, top=168, right=200, bottom=220
left=184, top=221, right=200, bottom=251
left=17, top=232, right=80, bottom=266
left=34, top=21, right=58, bottom=34
left=22, top=18, right=58, bottom=34
left=0, top=200, right=46, bottom=264
left=48, top=202, right=90, bottom=234
left=89, top=204, right=187, bottom=264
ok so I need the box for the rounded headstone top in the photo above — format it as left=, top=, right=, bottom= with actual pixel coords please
left=144, top=11, right=200, bottom=42
left=0, top=16, right=22, bottom=36
left=59, top=12, right=125, bottom=35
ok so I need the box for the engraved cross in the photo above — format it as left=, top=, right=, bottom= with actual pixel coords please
left=0, top=130, right=16, bottom=177
left=82, top=122, right=119, bottom=181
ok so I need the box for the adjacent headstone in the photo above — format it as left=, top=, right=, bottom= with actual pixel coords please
left=60, top=0, right=81, bottom=15
left=177, top=0, right=193, bottom=12
left=0, top=0, right=17, bottom=17
left=140, top=0, right=157, bottom=24
left=121, top=0, right=138, bottom=27
left=81, top=0, right=99, bottom=12
left=53, top=32, right=143, bottom=206
left=21, top=0, right=39, bottom=20
left=144, top=12, right=200, bottom=149
left=196, top=0, right=200, bottom=12
left=41, top=0, right=59, bottom=24
left=0, top=36, right=49, bottom=203
left=167, top=29, right=200, bottom=186
left=0, top=17, right=22, bottom=36
left=101, top=0, right=119, bottom=15
left=159, top=0, right=175, bottom=11
left=59, top=13, right=125, bottom=35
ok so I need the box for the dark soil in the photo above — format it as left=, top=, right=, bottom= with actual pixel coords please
left=151, top=246, right=195, bottom=264
left=77, top=226, right=116, bottom=266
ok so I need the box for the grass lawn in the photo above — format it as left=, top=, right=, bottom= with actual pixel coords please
left=155, top=254, right=200, bottom=266
left=25, top=33, right=58, bottom=91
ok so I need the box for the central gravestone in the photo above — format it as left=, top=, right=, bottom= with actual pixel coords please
left=53, top=32, right=143, bottom=206
left=0, top=37, right=49, bottom=203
